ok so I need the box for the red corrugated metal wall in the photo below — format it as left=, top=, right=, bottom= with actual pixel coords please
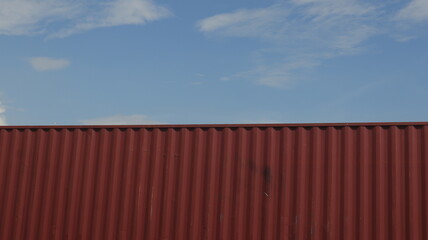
left=0, top=123, right=427, bottom=240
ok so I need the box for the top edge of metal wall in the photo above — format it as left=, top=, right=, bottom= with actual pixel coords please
left=1, top=121, right=427, bottom=130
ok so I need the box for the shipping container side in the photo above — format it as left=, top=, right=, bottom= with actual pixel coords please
left=0, top=124, right=427, bottom=240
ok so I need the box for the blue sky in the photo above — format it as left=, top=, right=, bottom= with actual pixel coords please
left=0, top=0, right=427, bottom=125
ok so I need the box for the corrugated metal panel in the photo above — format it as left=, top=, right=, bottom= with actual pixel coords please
left=0, top=123, right=427, bottom=239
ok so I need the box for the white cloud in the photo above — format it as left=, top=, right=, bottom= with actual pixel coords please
left=27, top=57, right=70, bottom=71
left=52, top=0, right=172, bottom=38
left=396, top=0, right=428, bottom=22
left=80, top=114, right=163, bottom=125
left=198, top=6, right=285, bottom=37
left=198, top=0, right=381, bottom=87
left=0, top=0, right=77, bottom=35
left=0, top=101, right=7, bottom=126
left=0, top=0, right=172, bottom=37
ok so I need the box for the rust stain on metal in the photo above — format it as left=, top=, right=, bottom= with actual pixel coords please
left=0, top=123, right=427, bottom=239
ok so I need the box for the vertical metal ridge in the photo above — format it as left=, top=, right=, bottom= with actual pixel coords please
left=386, top=127, right=393, bottom=240
left=370, top=127, right=377, bottom=240
left=38, top=129, right=59, bottom=239
left=391, top=126, right=405, bottom=240
left=12, top=129, right=35, bottom=240
left=188, top=128, right=205, bottom=239
left=11, top=129, right=24, bottom=239
left=260, top=128, right=270, bottom=240
left=115, top=128, right=135, bottom=239
left=422, top=126, right=428, bottom=240
left=374, top=126, right=387, bottom=240
left=338, top=128, right=345, bottom=240
left=264, top=127, right=279, bottom=240
left=105, top=129, right=126, bottom=240
left=1, top=129, right=22, bottom=239
left=296, top=127, right=309, bottom=240
left=235, top=127, right=249, bottom=240
left=186, top=127, right=198, bottom=240
left=159, top=128, right=178, bottom=239
left=73, top=129, right=90, bottom=239
left=281, top=127, right=295, bottom=239
left=101, top=128, right=117, bottom=240
left=372, top=126, right=386, bottom=240
left=232, top=128, right=240, bottom=239
left=291, top=127, right=299, bottom=240
left=215, top=129, right=224, bottom=239
left=50, top=129, right=69, bottom=239
left=249, top=127, right=262, bottom=240
left=203, top=128, right=211, bottom=237
left=132, top=128, right=150, bottom=240
left=404, top=127, right=411, bottom=239
left=311, top=127, right=325, bottom=240
left=59, top=129, right=80, bottom=239
left=174, top=128, right=191, bottom=240
left=147, top=128, right=166, bottom=240
left=201, top=128, right=211, bottom=239
left=0, top=130, right=11, bottom=236
left=307, top=127, right=315, bottom=240
left=327, top=126, right=341, bottom=240
left=156, top=128, right=169, bottom=239
left=172, top=129, right=183, bottom=238
left=407, top=126, right=423, bottom=240
left=343, top=126, right=356, bottom=240
left=218, top=127, right=232, bottom=239
left=26, top=129, right=49, bottom=239
left=207, top=128, right=222, bottom=240
left=78, top=128, right=98, bottom=240
left=359, top=126, right=372, bottom=240
left=65, top=129, right=86, bottom=239
left=92, top=129, right=110, bottom=239
left=275, top=127, right=286, bottom=240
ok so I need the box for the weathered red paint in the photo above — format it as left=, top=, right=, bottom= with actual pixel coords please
left=0, top=122, right=427, bottom=239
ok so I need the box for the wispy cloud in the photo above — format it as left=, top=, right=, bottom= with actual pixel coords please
left=80, top=114, right=163, bottom=125
left=396, top=0, right=428, bottom=22
left=220, top=58, right=317, bottom=88
left=52, top=0, right=172, bottom=38
left=0, top=101, right=7, bottom=126
left=27, top=57, right=70, bottom=71
left=198, top=0, right=425, bottom=87
left=198, top=6, right=285, bottom=38
left=0, top=0, right=172, bottom=37
left=198, top=1, right=378, bottom=50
